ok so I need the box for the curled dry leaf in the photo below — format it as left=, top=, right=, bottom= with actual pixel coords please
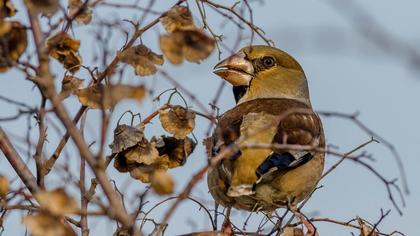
left=159, top=106, right=195, bottom=139
left=160, top=6, right=194, bottom=33
left=124, top=138, right=159, bottom=165
left=0, top=0, right=16, bottom=18
left=24, top=0, right=60, bottom=15
left=154, top=136, right=196, bottom=169
left=0, top=21, right=27, bottom=72
left=35, top=188, right=80, bottom=216
left=120, top=44, right=164, bottom=76
left=129, top=165, right=159, bottom=183
left=160, top=29, right=215, bottom=64
left=76, top=83, right=145, bottom=109
left=46, top=32, right=81, bottom=73
left=23, top=213, right=76, bottom=236
left=0, top=175, right=9, bottom=198
left=109, top=124, right=144, bottom=154
left=68, top=0, right=93, bottom=24
left=151, top=169, right=174, bottom=195
left=59, top=75, right=83, bottom=99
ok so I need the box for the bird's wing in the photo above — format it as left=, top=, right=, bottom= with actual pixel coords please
left=210, top=98, right=324, bottom=189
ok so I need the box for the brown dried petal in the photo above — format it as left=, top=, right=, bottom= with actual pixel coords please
left=0, top=21, right=27, bottom=72
left=160, top=30, right=215, bottom=64
left=124, top=139, right=159, bottom=165
left=23, top=213, right=76, bottom=236
left=121, top=44, right=164, bottom=76
left=159, top=106, right=195, bottom=139
left=160, top=6, right=194, bottom=33
left=129, top=165, right=158, bottom=183
left=110, top=124, right=144, bottom=154
left=282, top=227, right=304, bottom=236
left=0, top=175, right=9, bottom=198
left=76, top=83, right=146, bottom=109
left=59, top=75, right=83, bottom=99
left=25, top=0, right=60, bottom=15
left=154, top=136, right=196, bottom=168
left=358, top=218, right=379, bottom=236
left=35, top=188, right=80, bottom=216
left=47, top=32, right=80, bottom=57
left=68, top=0, right=92, bottom=24
left=0, top=0, right=16, bottom=18
left=151, top=169, right=174, bottom=195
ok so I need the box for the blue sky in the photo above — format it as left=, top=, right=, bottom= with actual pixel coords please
left=1, top=0, right=419, bottom=235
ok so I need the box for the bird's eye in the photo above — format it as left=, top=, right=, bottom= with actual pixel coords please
left=262, top=56, right=275, bottom=68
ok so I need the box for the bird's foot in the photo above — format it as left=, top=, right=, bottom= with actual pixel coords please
left=293, top=211, right=318, bottom=236
left=221, top=208, right=233, bottom=236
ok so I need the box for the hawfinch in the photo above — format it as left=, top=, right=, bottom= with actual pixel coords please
left=207, top=45, right=325, bottom=213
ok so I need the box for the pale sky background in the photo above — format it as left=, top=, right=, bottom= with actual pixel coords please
left=1, top=0, right=420, bottom=235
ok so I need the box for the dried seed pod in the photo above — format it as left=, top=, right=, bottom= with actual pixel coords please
left=129, top=164, right=164, bottom=183
left=68, top=0, right=92, bottom=24
left=154, top=136, right=196, bottom=168
left=0, top=21, right=27, bottom=72
left=35, top=188, right=80, bottom=216
left=24, top=0, right=60, bottom=15
left=0, top=0, right=16, bottom=18
left=159, top=29, right=215, bottom=64
left=109, top=124, right=144, bottom=154
left=23, top=213, right=76, bottom=236
left=76, top=84, right=145, bottom=109
left=151, top=169, right=174, bottom=195
left=281, top=227, right=304, bottom=236
left=160, top=6, right=194, bottom=33
left=123, top=138, right=159, bottom=165
left=0, top=175, right=9, bottom=198
left=46, top=32, right=81, bottom=73
left=59, top=75, right=83, bottom=99
left=159, top=106, right=195, bottom=139
left=120, top=44, right=164, bottom=76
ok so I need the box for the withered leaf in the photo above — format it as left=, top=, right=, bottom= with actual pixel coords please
left=59, top=75, right=83, bottom=99
left=159, top=106, right=195, bottom=139
left=159, top=29, right=215, bottom=64
left=109, top=124, right=144, bottom=154
left=120, top=44, right=164, bottom=76
left=0, top=21, right=28, bottom=72
left=68, top=0, right=93, bottom=24
left=47, top=32, right=81, bottom=73
left=160, top=6, right=194, bottom=33
left=76, top=83, right=145, bottom=109
left=358, top=218, right=379, bottom=236
left=129, top=165, right=162, bottom=183
left=24, top=0, right=60, bottom=15
left=35, top=188, right=80, bottom=216
left=0, top=0, right=16, bottom=18
left=23, top=213, right=76, bottom=236
left=154, top=136, right=196, bottom=169
left=281, top=227, right=304, bottom=236
left=151, top=169, right=174, bottom=195
left=0, top=175, right=9, bottom=198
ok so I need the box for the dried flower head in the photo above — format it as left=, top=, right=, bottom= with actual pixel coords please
left=151, top=169, right=174, bottom=195
left=59, top=75, right=84, bottom=99
left=0, top=0, right=16, bottom=18
left=120, top=44, right=164, bottom=76
left=0, top=175, right=9, bottom=198
left=154, top=136, right=196, bottom=169
left=0, top=21, right=27, bottom=72
left=35, top=188, right=80, bottom=216
left=160, top=6, right=194, bottom=33
left=24, top=0, right=60, bottom=15
left=129, top=165, right=159, bottom=183
left=46, top=32, right=81, bottom=73
left=68, top=0, right=93, bottom=24
left=159, top=106, right=195, bottom=139
left=76, top=84, right=145, bottom=109
left=160, top=29, right=215, bottom=64
left=123, top=138, right=159, bottom=165
left=23, top=213, right=76, bottom=236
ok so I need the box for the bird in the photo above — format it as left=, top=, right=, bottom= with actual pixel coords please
left=207, top=45, right=325, bottom=234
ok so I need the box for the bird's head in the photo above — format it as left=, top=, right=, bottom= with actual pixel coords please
left=213, top=45, right=311, bottom=106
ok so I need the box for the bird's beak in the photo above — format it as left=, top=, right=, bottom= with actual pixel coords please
left=213, top=51, right=254, bottom=86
